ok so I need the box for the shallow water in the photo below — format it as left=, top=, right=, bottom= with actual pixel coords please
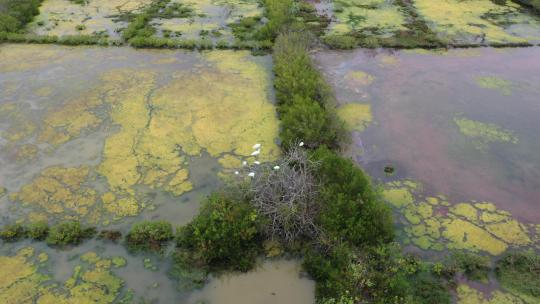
left=316, top=47, right=540, bottom=224
left=0, top=44, right=305, bottom=303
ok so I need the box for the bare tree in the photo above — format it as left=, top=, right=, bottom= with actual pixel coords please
left=235, top=144, right=322, bottom=244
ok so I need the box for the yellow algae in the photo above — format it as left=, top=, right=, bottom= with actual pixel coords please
left=38, top=253, right=49, bottom=264
left=413, top=0, right=529, bottom=44
left=15, top=144, right=39, bottom=162
left=454, top=117, right=518, bottom=150
left=218, top=154, right=243, bottom=169
left=104, top=196, right=139, bottom=218
left=475, top=202, right=497, bottom=211
left=481, top=211, right=510, bottom=223
left=12, top=166, right=99, bottom=222
left=417, top=202, right=433, bottom=218
left=330, top=0, right=407, bottom=35
left=0, top=248, right=49, bottom=304
left=29, top=0, right=152, bottom=37
left=111, top=257, right=127, bottom=268
left=476, top=76, right=513, bottom=95
left=345, top=70, right=375, bottom=86
left=485, top=220, right=531, bottom=245
left=382, top=184, right=415, bottom=208
left=0, top=44, right=72, bottom=73
left=457, top=284, right=525, bottom=304
left=39, top=93, right=103, bottom=147
left=442, top=218, right=507, bottom=255
left=337, top=103, right=373, bottom=132
left=426, top=196, right=440, bottom=205
left=450, top=203, right=478, bottom=222
left=2, top=121, right=37, bottom=143
left=377, top=54, right=399, bottom=66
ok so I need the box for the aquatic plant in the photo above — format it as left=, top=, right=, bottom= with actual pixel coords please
left=496, top=251, right=540, bottom=302
left=176, top=193, right=262, bottom=272
left=0, top=223, right=27, bottom=242
left=26, top=221, right=49, bottom=241
left=448, top=251, right=491, bottom=282
left=454, top=116, right=518, bottom=150
left=98, top=230, right=123, bottom=242
left=46, top=221, right=96, bottom=246
left=126, top=221, right=173, bottom=251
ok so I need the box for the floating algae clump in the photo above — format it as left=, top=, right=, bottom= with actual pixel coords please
left=457, top=284, right=526, bottom=304
left=37, top=251, right=125, bottom=304
left=475, top=76, right=513, bottom=95
left=454, top=117, right=518, bottom=151
left=382, top=180, right=533, bottom=255
left=38, top=91, right=104, bottom=147
left=442, top=218, right=507, bottom=255
left=413, top=0, right=531, bottom=44
left=0, top=247, right=50, bottom=303
left=345, top=70, right=375, bottom=86
left=11, top=166, right=100, bottom=223
left=337, top=103, right=373, bottom=132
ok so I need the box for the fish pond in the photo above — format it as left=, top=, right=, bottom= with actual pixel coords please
left=0, top=43, right=317, bottom=303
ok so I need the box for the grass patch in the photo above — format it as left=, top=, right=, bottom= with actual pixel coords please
left=496, top=251, right=540, bottom=301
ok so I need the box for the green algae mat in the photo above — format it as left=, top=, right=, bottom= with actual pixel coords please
left=317, top=0, right=540, bottom=47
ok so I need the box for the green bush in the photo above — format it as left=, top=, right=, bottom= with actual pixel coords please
left=176, top=194, right=262, bottom=272
left=46, top=221, right=95, bottom=246
left=126, top=221, right=173, bottom=251
left=449, top=251, right=491, bottom=282
left=26, top=221, right=49, bottom=241
left=496, top=251, right=540, bottom=301
left=280, top=96, right=342, bottom=149
left=273, top=31, right=345, bottom=149
left=256, top=0, right=294, bottom=41
left=0, top=223, right=27, bottom=242
left=311, top=146, right=394, bottom=246
left=0, top=0, right=43, bottom=33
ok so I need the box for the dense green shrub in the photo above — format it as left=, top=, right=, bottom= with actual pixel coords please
left=449, top=251, right=491, bottom=282
left=46, top=221, right=96, bottom=246
left=0, top=223, right=27, bottom=242
left=273, top=31, right=345, bottom=149
left=256, top=0, right=294, bottom=41
left=280, top=96, right=342, bottom=150
left=311, top=146, right=394, bottom=246
left=126, top=221, right=173, bottom=251
left=305, top=243, right=451, bottom=303
left=176, top=194, right=262, bottom=272
left=496, top=251, right=540, bottom=301
left=26, top=221, right=49, bottom=241
left=0, top=0, right=43, bottom=33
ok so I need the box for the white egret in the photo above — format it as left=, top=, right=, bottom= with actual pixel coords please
left=273, top=165, right=280, bottom=170
left=251, top=150, right=260, bottom=156
left=254, top=161, right=260, bottom=165
left=299, top=142, right=304, bottom=147
left=252, top=143, right=261, bottom=150
left=234, top=171, right=239, bottom=175
left=248, top=172, right=255, bottom=177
